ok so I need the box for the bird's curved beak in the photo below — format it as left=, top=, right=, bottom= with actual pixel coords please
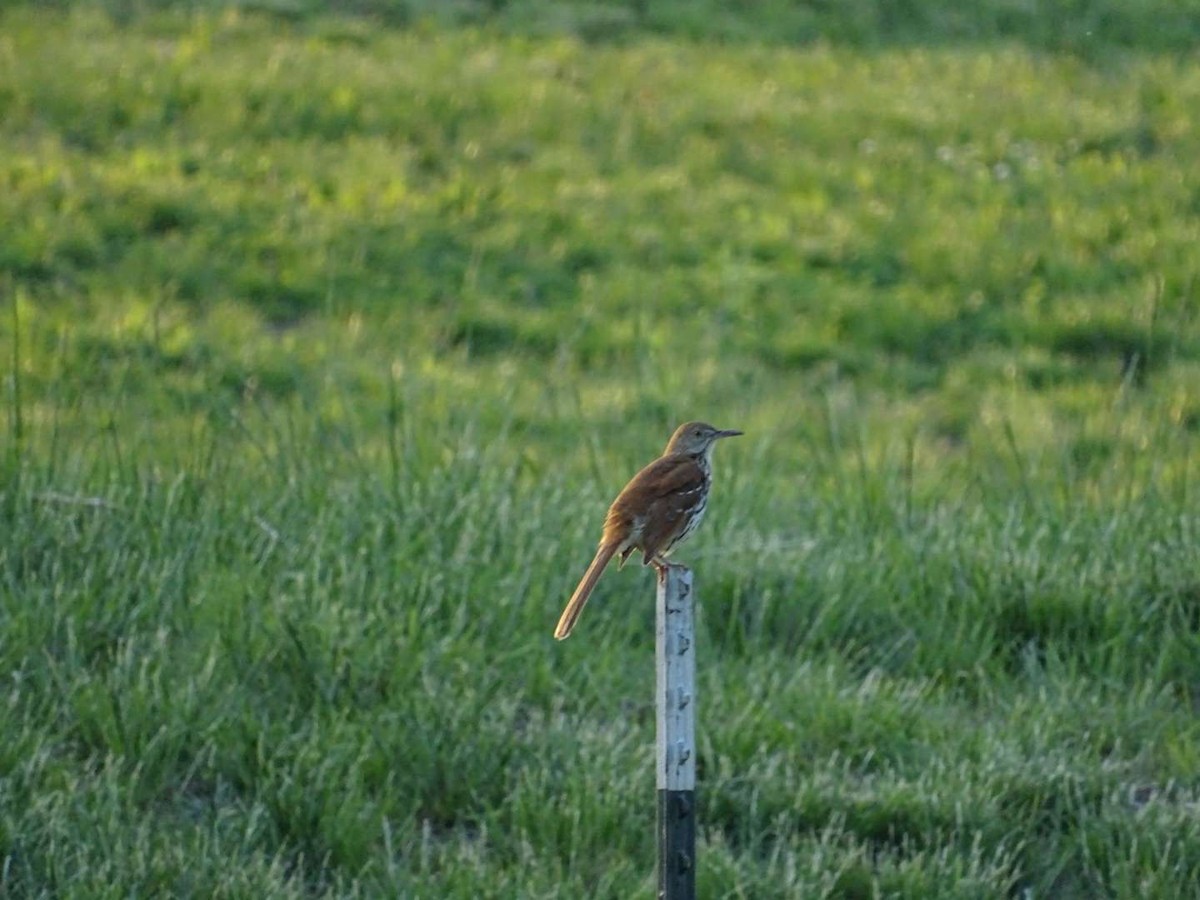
left=716, top=429, right=743, bottom=439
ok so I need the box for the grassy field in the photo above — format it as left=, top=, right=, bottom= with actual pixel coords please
left=3, top=1, right=1200, bottom=896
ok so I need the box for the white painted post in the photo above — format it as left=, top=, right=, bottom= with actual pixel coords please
left=656, top=565, right=696, bottom=900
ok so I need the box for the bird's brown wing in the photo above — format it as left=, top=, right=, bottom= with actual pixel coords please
left=603, top=455, right=706, bottom=560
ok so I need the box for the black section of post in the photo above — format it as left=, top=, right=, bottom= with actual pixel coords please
left=657, top=789, right=696, bottom=900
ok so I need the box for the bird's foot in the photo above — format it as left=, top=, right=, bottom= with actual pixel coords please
left=652, top=557, right=688, bottom=581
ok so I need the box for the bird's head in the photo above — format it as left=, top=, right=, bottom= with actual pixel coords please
left=664, top=421, right=743, bottom=457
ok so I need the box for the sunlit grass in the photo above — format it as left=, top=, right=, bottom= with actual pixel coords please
left=2, top=3, right=1200, bottom=896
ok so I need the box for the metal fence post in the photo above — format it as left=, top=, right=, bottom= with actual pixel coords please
left=657, top=564, right=696, bottom=900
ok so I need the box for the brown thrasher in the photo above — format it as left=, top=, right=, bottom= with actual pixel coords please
left=553, top=421, right=742, bottom=640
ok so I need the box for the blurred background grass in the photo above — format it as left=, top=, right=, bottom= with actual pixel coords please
left=2, top=1, right=1199, bottom=897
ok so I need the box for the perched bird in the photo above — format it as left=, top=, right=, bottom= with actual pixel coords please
left=554, top=421, right=742, bottom=640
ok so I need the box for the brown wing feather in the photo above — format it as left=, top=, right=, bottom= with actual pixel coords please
left=638, top=483, right=705, bottom=560
left=621, top=455, right=706, bottom=500
left=603, top=455, right=707, bottom=559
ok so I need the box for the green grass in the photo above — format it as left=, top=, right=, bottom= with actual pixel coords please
left=2, top=2, right=1200, bottom=896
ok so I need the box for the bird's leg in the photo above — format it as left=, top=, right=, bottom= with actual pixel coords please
left=651, top=555, right=686, bottom=582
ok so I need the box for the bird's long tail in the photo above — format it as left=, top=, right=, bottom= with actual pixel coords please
left=554, top=542, right=619, bottom=640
